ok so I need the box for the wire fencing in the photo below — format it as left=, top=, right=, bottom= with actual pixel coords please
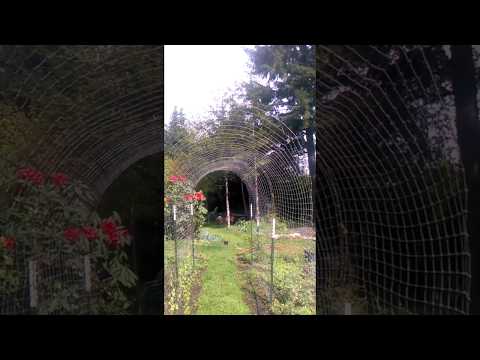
left=316, top=45, right=470, bottom=314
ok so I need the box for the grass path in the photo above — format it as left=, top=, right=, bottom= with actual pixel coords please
left=195, top=226, right=251, bottom=315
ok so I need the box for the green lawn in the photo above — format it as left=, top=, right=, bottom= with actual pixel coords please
left=195, top=225, right=251, bottom=315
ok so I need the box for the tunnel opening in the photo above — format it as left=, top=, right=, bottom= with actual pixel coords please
left=196, top=170, right=250, bottom=222
left=96, top=152, right=163, bottom=314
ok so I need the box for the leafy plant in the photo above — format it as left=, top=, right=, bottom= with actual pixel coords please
left=0, top=167, right=137, bottom=314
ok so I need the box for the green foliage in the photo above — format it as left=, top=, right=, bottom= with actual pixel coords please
left=165, top=256, right=198, bottom=315
left=271, top=257, right=315, bottom=315
left=233, top=219, right=249, bottom=233
left=245, top=45, right=315, bottom=131
left=164, top=107, right=196, bottom=156
left=195, top=226, right=251, bottom=315
left=0, top=168, right=137, bottom=314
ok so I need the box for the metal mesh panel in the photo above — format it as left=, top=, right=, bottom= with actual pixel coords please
left=164, top=203, right=195, bottom=314
left=316, top=45, right=469, bottom=314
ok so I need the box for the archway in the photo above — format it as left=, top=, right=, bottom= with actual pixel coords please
left=196, top=170, right=250, bottom=219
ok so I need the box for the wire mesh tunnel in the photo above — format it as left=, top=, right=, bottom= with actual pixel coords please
left=316, top=45, right=470, bottom=314
left=0, top=45, right=163, bottom=314
left=164, top=110, right=315, bottom=314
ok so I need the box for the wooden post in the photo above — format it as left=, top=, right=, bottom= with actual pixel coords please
left=345, top=302, right=352, bottom=315
left=191, top=203, right=195, bottom=269
left=29, top=260, right=37, bottom=309
left=270, top=218, right=276, bottom=306
left=255, top=170, right=260, bottom=251
left=173, top=205, right=179, bottom=294
left=225, top=176, right=230, bottom=228
left=250, top=203, right=254, bottom=261
left=84, top=255, right=91, bottom=292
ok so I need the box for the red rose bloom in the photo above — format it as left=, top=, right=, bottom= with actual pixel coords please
left=168, top=175, right=178, bottom=183
left=17, top=167, right=35, bottom=180
left=64, top=228, right=81, bottom=241
left=82, top=226, right=97, bottom=240
left=51, top=173, right=69, bottom=188
left=178, top=175, right=187, bottom=182
left=31, top=171, right=45, bottom=186
left=17, top=167, right=45, bottom=186
left=2, top=236, right=15, bottom=250
left=101, top=219, right=117, bottom=235
left=184, top=194, right=194, bottom=201
left=106, top=231, right=120, bottom=248
left=194, top=192, right=206, bottom=201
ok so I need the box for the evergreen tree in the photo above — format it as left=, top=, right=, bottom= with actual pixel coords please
left=164, top=106, right=190, bottom=154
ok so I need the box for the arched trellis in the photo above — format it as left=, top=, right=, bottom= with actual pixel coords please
left=169, top=111, right=314, bottom=230
left=164, top=108, right=315, bottom=314
left=0, top=45, right=163, bottom=314
left=1, top=45, right=163, bottom=206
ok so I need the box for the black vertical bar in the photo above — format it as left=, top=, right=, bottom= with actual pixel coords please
left=451, top=45, right=480, bottom=314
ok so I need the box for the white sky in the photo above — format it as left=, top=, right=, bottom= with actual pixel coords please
left=165, top=45, right=254, bottom=124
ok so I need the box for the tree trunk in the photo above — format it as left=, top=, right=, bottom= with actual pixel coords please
left=451, top=45, right=480, bottom=314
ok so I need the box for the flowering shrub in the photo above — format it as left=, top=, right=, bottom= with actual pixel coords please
left=164, top=171, right=208, bottom=314
left=0, top=166, right=137, bottom=314
left=164, top=174, right=208, bottom=239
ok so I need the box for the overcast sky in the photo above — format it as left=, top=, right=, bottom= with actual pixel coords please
left=165, top=45, right=254, bottom=125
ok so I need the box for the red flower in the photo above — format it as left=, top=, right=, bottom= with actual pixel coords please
left=17, top=167, right=45, bottom=186
left=51, top=173, right=69, bottom=188
left=101, top=219, right=117, bottom=235
left=82, top=226, right=97, bottom=240
left=17, top=167, right=35, bottom=180
left=194, top=191, right=206, bottom=201
left=106, top=231, right=120, bottom=248
left=1, top=236, right=15, bottom=250
left=31, top=172, right=45, bottom=186
left=64, top=228, right=81, bottom=241
left=184, top=194, right=194, bottom=201
left=169, top=175, right=187, bottom=183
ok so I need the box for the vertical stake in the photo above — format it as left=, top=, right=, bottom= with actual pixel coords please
left=84, top=255, right=91, bottom=292
left=345, top=302, right=352, bottom=315
left=270, top=218, right=276, bottom=308
left=173, top=204, right=179, bottom=313
left=29, top=259, right=37, bottom=309
left=191, top=203, right=195, bottom=269
left=225, top=176, right=230, bottom=228
left=250, top=203, right=254, bottom=262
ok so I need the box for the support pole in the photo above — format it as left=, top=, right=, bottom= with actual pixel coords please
left=84, top=255, right=91, bottom=292
left=345, top=302, right=352, bottom=315
left=255, top=170, right=260, bottom=250
left=173, top=204, right=179, bottom=312
left=191, top=203, right=195, bottom=269
left=270, top=218, right=276, bottom=307
left=250, top=202, right=254, bottom=262
left=225, top=176, right=230, bottom=228
left=451, top=45, right=480, bottom=314
left=29, top=259, right=37, bottom=310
